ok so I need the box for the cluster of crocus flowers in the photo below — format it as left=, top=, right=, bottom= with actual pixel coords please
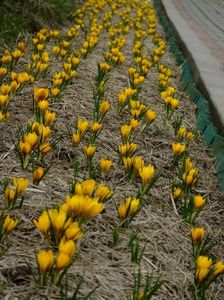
left=123, top=156, right=144, bottom=178
left=152, top=39, right=166, bottom=64
left=0, top=84, right=11, bottom=121
left=36, top=239, right=76, bottom=286
left=18, top=122, right=52, bottom=169
left=105, top=24, right=127, bottom=67
left=33, top=87, right=51, bottom=123
left=105, top=47, right=126, bottom=67
left=160, top=84, right=180, bottom=120
left=0, top=70, right=32, bottom=120
left=128, top=67, right=145, bottom=91
left=117, top=87, right=136, bottom=113
left=34, top=209, right=83, bottom=245
left=182, top=166, right=198, bottom=192
left=129, top=99, right=146, bottom=120
left=29, top=51, right=50, bottom=79
left=34, top=179, right=111, bottom=244
left=73, top=179, right=112, bottom=203
left=71, top=118, right=89, bottom=146
left=173, top=156, right=199, bottom=193
left=119, top=142, right=138, bottom=158
left=118, top=197, right=140, bottom=226
left=0, top=42, right=26, bottom=71
left=158, top=64, right=171, bottom=89
left=192, top=255, right=224, bottom=298
left=177, top=127, right=194, bottom=143
left=4, top=177, right=29, bottom=209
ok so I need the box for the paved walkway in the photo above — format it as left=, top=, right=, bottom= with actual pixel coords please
left=160, top=0, right=224, bottom=134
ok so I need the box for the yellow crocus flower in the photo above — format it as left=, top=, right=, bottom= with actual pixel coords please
left=123, top=157, right=132, bottom=171
left=45, top=111, right=56, bottom=125
left=71, top=57, right=80, bottom=66
left=36, top=249, right=54, bottom=273
left=172, top=143, right=186, bottom=156
left=118, top=93, right=126, bottom=106
left=72, top=132, right=81, bottom=146
left=170, top=98, right=180, bottom=110
left=197, top=256, right=212, bottom=270
left=63, top=63, right=72, bottom=73
left=196, top=256, right=212, bottom=282
left=24, top=132, right=39, bottom=148
left=4, top=186, right=16, bottom=204
left=99, top=62, right=110, bottom=71
left=99, top=100, right=110, bottom=119
left=95, top=184, right=112, bottom=202
left=56, top=252, right=71, bottom=271
left=193, top=195, right=206, bottom=210
left=11, top=81, right=20, bottom=94
left=39, top=143, right=52, bottom=154
left=145, top=108, right=157, bottom=123
left=33, top=167, right=44, bottom=184
left=100, top=159, right=112, bottom=173
left=133, top=156, right=144, bottom=176
left=12, top=49, right=22, bottom=61
left=3, top=215, right=18, bottom=234
left=121, top=124, right=132, bottom=142
left=177, top=127, right=187, bottom=140
left=0, top=94, right=9, bottom=107
left=52, top=46, right=60, bottom=56
left=0, top=84, right=11, bottom=95
left=191, top=227, right=205, bottom=245
left=34, top=87, right=49, bottom=102
left=17, top=72, right=30, bottom=84
left=59, top=239, right=75, bottom=257
left=129, top=118, right=139, bottom=129
left=13, top=177, right=29, bottom=195
left=84, top=145, right=96, bottom=160
left=19, top=141, right=32, bottom=155
left=77, top=118, right=89, bottom=135
left=38, top=100, right=49, bottom=111
left=90, top=122, right=102, bottom=134
left=38, top=125, right=51, bottom=142
left=172, top=187, right=182, bottom=200
left=51, top=87, right=60, bottom=97
left=80, top=179, right=96, bottom=197
left=33, top=211, right=50, bottom=236
left=139, top=164, right=155, bottom=186
left=211, top=262, right=224, bottom=278
left=186, top=131, right=194, bottom=142
left=53, top=211, right=67, bottom=232
left=0, top=67, right=7, bottom=77
left=65, top=222, right=83, bottom=241
left=118, top=197, right=140, bottom=221
left=68, top=195, right=104, bottom=220
left=197, top=268, right=210, bottom=283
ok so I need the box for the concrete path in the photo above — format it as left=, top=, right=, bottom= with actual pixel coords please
left=160, top=0, right=224, bottom=134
